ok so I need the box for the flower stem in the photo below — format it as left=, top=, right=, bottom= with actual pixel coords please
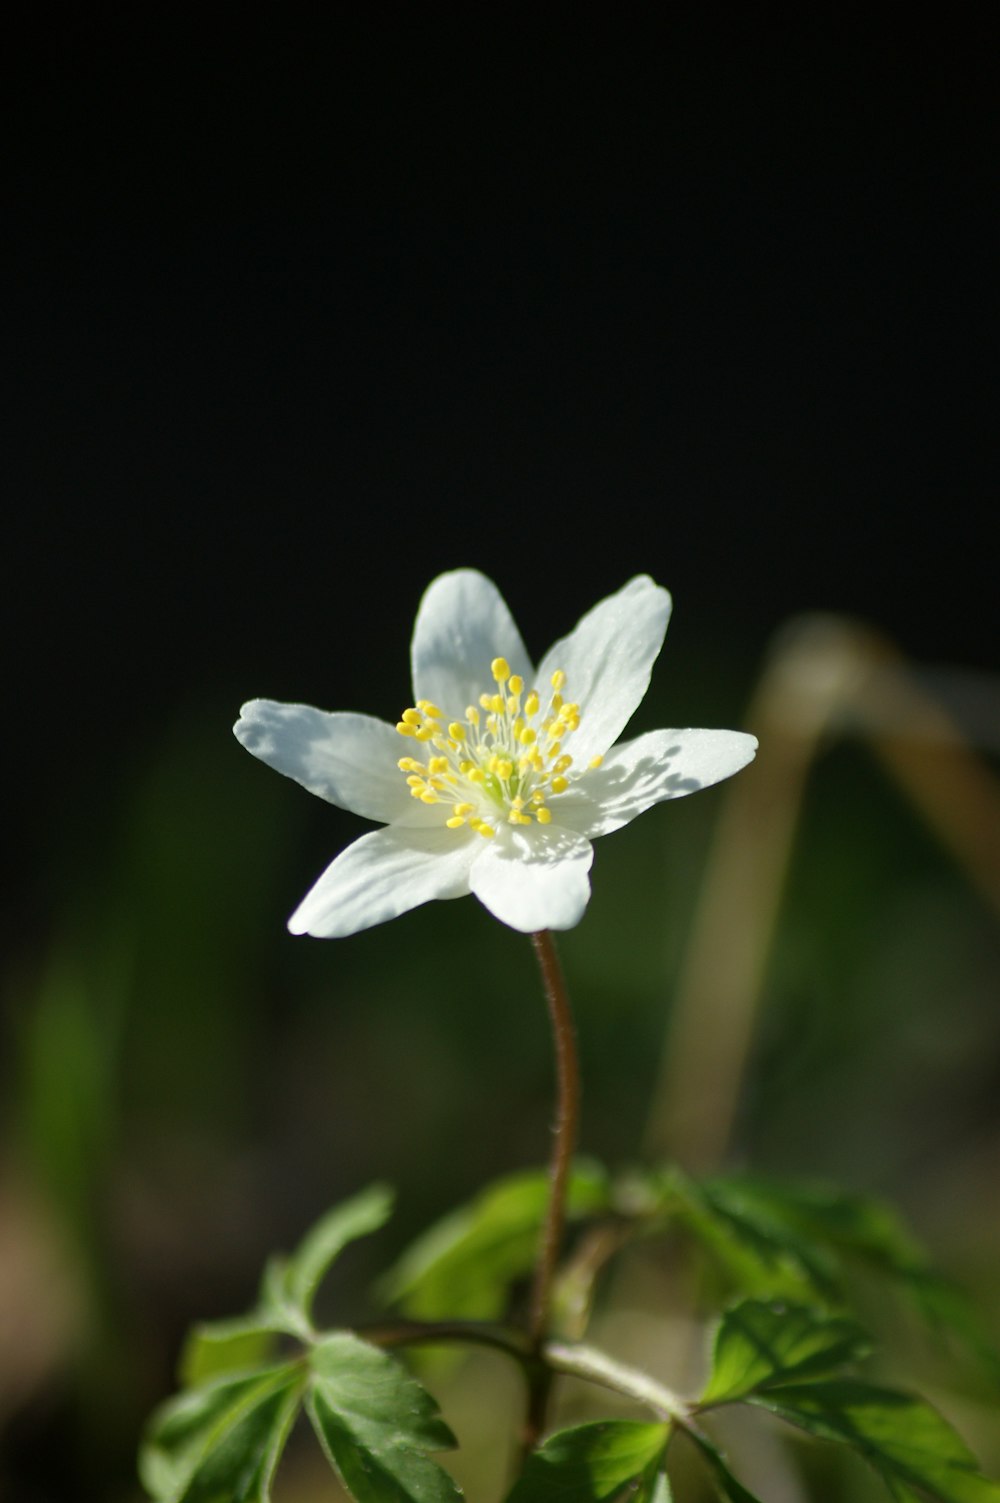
left=523, top=928, right=581, bottom=1449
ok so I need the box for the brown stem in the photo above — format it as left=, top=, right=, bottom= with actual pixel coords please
left=522, top=928, right=581, bottom=1451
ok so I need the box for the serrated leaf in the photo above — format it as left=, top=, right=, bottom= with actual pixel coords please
left=140, top=1363, right=303, bottom=1503
left=752, top=1379, right=1000, bottom=1503
left=713, top=1179, right=1000, bottom=1384
left=263, top=1183, right=394, bottom=1327
left=686, top=1431, right=765, bottom=1503
left=382, top=1161, right=610, bottom=1321
left=505, top=1420, right=670, bottom=1502
left=305, top=1332, right=461, bottom=1503
left=672, top=1174, right=840, bottom=1305
left=179, top=1316, right=285, bottom=1388
left=701, top=1299, right=870, bottom=1404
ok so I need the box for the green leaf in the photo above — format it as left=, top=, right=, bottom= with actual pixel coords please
left=505, top=1420, right=670, bottom=1503
left=382, top=1161, right=610, bottom=1321
left=701, top=1299, right=870, bottom=1404
left=671, top=1173, right=840, bottom=1304
left=265, top=1183, right=394, bottom=1326
left=140, top=1364, right=303, bottom=1503
left=179, top=1316, right=285, bottom=1388
left=305, top=1332, right=461, bottom=1503
left=686, top=1430, right=765, bottom=1503
left=753, top=1379, right=1000, bottom=1503
left=710, top=1178, right=1000, bottom=1383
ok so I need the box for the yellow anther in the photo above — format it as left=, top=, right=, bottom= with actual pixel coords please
left=551, top=775, right=569, bottom=794
left=508, top=809, right=532, bottom=825
left=507, top=695, right=519, bottom=714
left=406, top=775, right=424, bottom=787
left=448, top=722, right=466, bottom=741
left=420, top=792, right=438, bottom=803
left=531, top=789, right=547, bottom=804
left=547, top=740, right=562, bottom=758
left=410, top=787, right=423, bottom=798
left=512, top=717, right=525, bottom=738
left=418, top=701, right=444, bottom=719
left=429, top=756, right=448, bottom=774
left=490, top=693, right=505, bottom=714
left=554, top=755, right=573, bottom=772
left=446, top=816, right=466, bottom=829
left=453, top=802, right=475, bottom=816
left=518, top=727, right=537, bottom=745
left=396, top=721, right=417, bottom=737
left=468, top=768, right=485, bottom=784
left=466, top=705, right=480, bottom=725
left=508, top=674, right=523, bottom=696
left=551, top=669, right=566, bottom=690
left=535, top=806, right=552, bottom=824
left=524, top=691, right=540, bottom=718
left=589, top=754, right=604, bottom=768
left=491, top=657, right=510, bottom=682
left=414, top=726, right=434, bottom=741
left=551, top=693, right=563, bottom=712
left=476, top=823, right=496, bottom=838
left=495, top=759, right=513, bottom=779
left=397, top=757, right=416, bottom=771
left=479, top=693, right=493, bottom=710
left=511, top=795, right=525, bottom=810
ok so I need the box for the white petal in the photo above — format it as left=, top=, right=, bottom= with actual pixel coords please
left=535, top=576, right=672, bottom=765
left=234, top=700, right=414, bottom=825
left=555, top=728, right=759, bottom=839
left=288, top=825, right=478, bottom=937
left=410, top=569, right=534, bottom=717
left=468, top=826, right=594, bottom=933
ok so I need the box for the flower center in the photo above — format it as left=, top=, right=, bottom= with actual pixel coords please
left=395, top=659, right=601, bottom=837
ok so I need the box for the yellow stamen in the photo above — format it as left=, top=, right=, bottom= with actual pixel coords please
left=551, top=775, right=569, bottom=794
left=491, top=657, right=510, bottom=682
left=535, top=806, right=552, bottom=823
left=396, top=722, right=417, bottom=737
left=589, top=754, right=604, bottom=768
left=508, top=674, right=523, bottom=696
left=448, top=722, right=466, bottom=741
left=551, top=669, right=566, bottom=690
left=525, top=691, right=540, bottom=718
left=446, top=815, right=466, bottom=828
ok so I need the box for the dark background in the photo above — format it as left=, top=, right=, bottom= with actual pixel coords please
left=4, top=9, right=999, bottom=1500
left=7, top=7, right=997, bottom=928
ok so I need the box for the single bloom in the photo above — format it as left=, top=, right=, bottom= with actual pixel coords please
left=234, top=570, right=757, bottom=937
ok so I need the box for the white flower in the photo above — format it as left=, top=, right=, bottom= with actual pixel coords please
left=234, top=570, right=757, bottom=937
